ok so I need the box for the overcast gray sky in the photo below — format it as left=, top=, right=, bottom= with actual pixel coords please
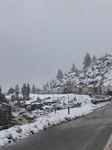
left=0, top=0, right=112, bottom=92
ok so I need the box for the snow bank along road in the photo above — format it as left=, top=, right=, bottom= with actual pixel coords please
left=1, top=103, right=112, bottom=150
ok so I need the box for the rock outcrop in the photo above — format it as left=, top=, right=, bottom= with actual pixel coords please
left=0, top=93, right=12, bottom=130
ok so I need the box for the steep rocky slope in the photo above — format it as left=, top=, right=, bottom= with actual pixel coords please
left=0, top=93, right=12, bottom=130
left=50, top=54, right=112, bottom=90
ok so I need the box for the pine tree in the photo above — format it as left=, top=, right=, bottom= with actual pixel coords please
left=47, top=82, right=49, bottom=87
left=56, top=69, right=63, bottom=80
left=50, top=79, right=55, bottom=89
left=71, top=63, right=76, bottom=73
left=15, top=84, right=19, bottom=99
left=31, top=84, right=36, bottom=94
left=75, top=68, right=79, bottom=76
left=26, top=83, right=30, bottom=99
left=43, top=84, right=47, bottom=91
left=8, top=87, right=14, bottom=95
left=83, top=53, right=91, bottom=69
left=43, top=84, right=45, bottom=90
left=91, top=55, right=97, bottom=64
left=35, top=87, right=40, bottom=94
left=21, top=83, right=27, bottom=99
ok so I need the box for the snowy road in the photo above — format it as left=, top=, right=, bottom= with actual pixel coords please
left=1, top=103, right=112, bottom=150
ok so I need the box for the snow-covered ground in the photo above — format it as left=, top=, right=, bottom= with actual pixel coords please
left=0, top=94, right=111, bottom=148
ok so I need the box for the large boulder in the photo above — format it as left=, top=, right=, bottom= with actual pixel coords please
left=0, top=93, right=12, bottom=129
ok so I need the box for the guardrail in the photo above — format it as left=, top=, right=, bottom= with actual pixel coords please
left=91, top=96, right=111, bottom=104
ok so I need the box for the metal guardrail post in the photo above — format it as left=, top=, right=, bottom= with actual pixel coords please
left=54, top=103, right=56, bottom=113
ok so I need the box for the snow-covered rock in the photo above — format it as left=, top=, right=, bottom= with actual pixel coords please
left=49, top=54, right=112, bottom=92
left=0, top=94, right=111, bottom=148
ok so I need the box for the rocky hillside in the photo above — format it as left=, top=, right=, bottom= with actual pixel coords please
left=5, top=94, right=90, bottom=126
left=50, top=53, right=112, bottom=90
left=0, top=93, right=12, bottom=130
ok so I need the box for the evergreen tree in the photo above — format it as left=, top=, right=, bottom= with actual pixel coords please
left=83, top=53, right=91, bottom=69
left=15, top=84, right=19, bottom=99
left=43, top=84, right=45, bottom=90
left=56, top=69, right=63, bottom=80
left=31, top=84, right=36, bottom=94
left=35, top=87, right=40, bottom=94
left=26, top=83, right=30, bottom=99
left=21, top=83, right=30, bottom=99
left=71, top=63, right=76, bottom=73
left=8, top=87, right=14, bottom=95
left=21, top=83, right=27, bottom=99
left=91, top=55, right=97, bottom=64
left=75, top=68, right=79, bottom=76
left=47, top=82, right=49, bottom=87
left=50, top=79, right=55, bottom=89
left=43, top=84, right=47, bottom=91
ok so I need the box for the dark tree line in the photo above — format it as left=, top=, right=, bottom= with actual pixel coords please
left=31, top=83, right=41, bottom=94
left=21, top=83, right=30, bottom=99
left=7, top=84, right=30, bottom=100
left=7, top=83, right=41, bottom=100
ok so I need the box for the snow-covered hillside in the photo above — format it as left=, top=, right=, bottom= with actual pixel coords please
left=5, top=94, right=93, bottom=125
left=49, top=54, right=112, bottom=91
left=0, top=93, right=111, bottom=148
left=1, top=53, right=112, bottom=148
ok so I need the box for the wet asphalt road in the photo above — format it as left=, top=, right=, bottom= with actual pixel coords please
left=1, top=103, right=112, bottom=150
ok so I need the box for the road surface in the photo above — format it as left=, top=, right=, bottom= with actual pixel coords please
left=1, top=103, right=112, bottom=150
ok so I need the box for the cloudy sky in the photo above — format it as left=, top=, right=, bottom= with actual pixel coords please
left=0, top=0, right=112, bottom=92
